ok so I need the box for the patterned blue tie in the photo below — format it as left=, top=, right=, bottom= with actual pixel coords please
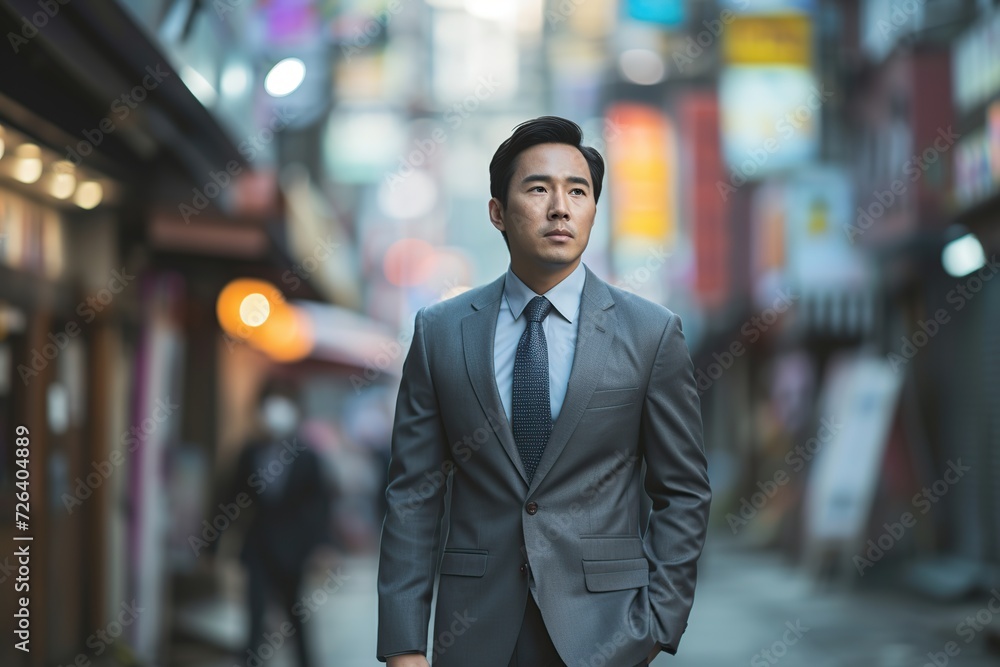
left=512, top=295, right=553, bottom=484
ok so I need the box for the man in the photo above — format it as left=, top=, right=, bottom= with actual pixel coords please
left=377, top=116, right=711, bottom=667
left=231, top=382, right=334, bottom=667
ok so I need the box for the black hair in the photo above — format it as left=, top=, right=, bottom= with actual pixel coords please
left=489, top=116, right=605, bottom=249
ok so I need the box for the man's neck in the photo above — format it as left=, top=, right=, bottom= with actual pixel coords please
left=510, top=259, right=580, bottom=295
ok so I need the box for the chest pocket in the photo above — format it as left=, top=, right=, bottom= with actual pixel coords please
left=585, top=386, right=640, bottom=410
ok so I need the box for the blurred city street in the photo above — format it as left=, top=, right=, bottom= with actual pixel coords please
left=167, top=536, right=1000, bottom=667
left=2, top=0, right=1000, bottom=665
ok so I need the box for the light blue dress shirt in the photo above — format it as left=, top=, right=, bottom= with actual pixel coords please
left=494, top=261, right=586, bottom=426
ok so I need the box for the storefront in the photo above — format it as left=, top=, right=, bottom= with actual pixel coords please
left=947, top=7, right=1000, bottom=590
left=0, top=1, right=244, bottom=664
left=0, top=108, right=131, bottom=664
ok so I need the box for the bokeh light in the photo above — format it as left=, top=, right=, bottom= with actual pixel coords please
left=382, top=238, right=436, bottom=287
left=265, top=57, right=306, bottom=97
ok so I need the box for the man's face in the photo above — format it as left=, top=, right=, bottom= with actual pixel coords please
left=489, top=142, right=597, bottom=271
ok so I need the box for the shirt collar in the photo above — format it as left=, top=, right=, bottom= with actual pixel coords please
left=503, top=261, right=586, bottom=324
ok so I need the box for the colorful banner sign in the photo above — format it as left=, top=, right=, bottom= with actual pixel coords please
left=626, top=0, right=685, bottom=26
left=718, top=66, right=822, bottom=177
left=605, top=103, right=677, bottom=247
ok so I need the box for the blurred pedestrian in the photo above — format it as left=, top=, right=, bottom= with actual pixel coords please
left=376, top=117, right=711, bottom=667
left=231, top=380, right=333, bottom=667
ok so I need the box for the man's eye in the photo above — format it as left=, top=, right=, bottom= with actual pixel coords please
left=571, top=188, right=586, bottom=195
left=530, top=186, right=546, bottom=193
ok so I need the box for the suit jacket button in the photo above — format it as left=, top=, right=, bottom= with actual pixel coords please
left=525, top=502, right=538, bottom=515
left=520, top=563, right=528, bottom=575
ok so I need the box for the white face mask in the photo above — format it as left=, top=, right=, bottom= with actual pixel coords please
left=261, top=396, right=298, bottom=438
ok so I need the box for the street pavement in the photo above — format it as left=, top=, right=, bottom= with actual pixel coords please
left=174, top=534, right=1000, bottom=667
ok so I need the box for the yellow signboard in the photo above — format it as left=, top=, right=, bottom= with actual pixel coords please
left=724, top=14, right=812, bottom=67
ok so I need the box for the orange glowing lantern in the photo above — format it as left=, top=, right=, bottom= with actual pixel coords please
left=217, top=279, right=283, bottom=339
left=251, top=301, right=314, bottom=362
left=216, top=278, right=314, bottom=362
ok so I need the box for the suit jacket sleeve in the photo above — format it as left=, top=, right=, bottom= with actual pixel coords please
left=376, top=306, right=452, bottom=661
left=641, top=312, right=712, bottom=655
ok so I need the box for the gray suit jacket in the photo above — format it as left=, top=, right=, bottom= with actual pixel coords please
left=377, top=263, right=711, bottom=666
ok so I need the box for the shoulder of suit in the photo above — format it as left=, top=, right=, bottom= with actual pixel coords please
left=416, top=281, right=493, bottom=323
left=599, top=279, right=677, bottom=326
left=423, top=276, right=503, bottom=317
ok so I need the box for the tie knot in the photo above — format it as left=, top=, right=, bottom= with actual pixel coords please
left=525, top=296, right=552, bottom=323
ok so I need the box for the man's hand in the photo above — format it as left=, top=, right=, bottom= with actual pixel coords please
left=386, top=655, right=429, bottom=667
left=645, top=643, right=663, bottom=664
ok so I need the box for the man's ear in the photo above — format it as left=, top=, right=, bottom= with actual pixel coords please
left=488, top=197, right=505, bottom=232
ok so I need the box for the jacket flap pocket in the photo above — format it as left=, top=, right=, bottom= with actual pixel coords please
left=439, top=550, right=488, bottom=577
left=586, top=387, right=640, bottom=410
left=582, top=559, right=650, bottom=592
left=580, top=536, right=646, bottom=560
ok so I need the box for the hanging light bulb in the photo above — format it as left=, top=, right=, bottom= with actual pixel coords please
left=49, top=161, right=77, bottom=199
left=74, top=181, right=103, bottom=209
left=13, top=144, right=42, bottom=184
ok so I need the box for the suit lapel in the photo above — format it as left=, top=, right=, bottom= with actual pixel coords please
left=462, top=264, right=618, bottom=492
left=463, top=273, right=531, bottom=486
left=529, top=265, right=616, bottom=494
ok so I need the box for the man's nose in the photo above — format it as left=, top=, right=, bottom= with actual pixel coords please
left=548, top=191, right=570, bottom=219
